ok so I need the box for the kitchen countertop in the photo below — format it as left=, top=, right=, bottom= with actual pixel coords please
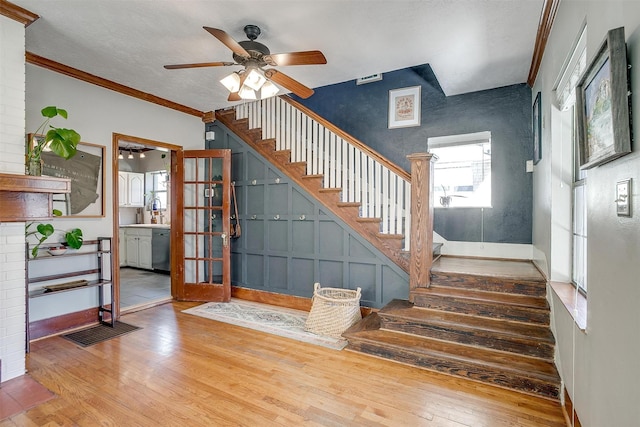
left=120, top=224, right=170, bottom=229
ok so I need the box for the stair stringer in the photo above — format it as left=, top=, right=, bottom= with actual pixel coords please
left=215, top=108, right=410, bottom=273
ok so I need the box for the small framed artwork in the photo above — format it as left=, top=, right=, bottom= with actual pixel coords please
left=388, top=86, right=421, bottom=129
left=533, top=91, right=542, bottom=164
left=576, top=27, right=632, bottom=170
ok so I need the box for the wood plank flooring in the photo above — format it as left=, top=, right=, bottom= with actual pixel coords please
left=3, top=301, right=566, bottom=426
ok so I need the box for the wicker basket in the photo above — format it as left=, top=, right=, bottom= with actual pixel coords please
left=304, top=283, right=362, bottom=338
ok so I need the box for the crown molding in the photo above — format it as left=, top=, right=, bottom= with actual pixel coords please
left=26, top=51, right=205, bottom=119
left=0, top=0, right=39, bottom=26
left=527, top=0, right=561, bottom=87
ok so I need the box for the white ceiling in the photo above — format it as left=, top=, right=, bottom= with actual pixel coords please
left=13, top=0, right=543, bottom=114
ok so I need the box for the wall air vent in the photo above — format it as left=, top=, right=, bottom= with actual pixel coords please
left=356, top=73, right=383, bottom=85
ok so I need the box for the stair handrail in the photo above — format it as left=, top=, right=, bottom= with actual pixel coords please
left=235, top=95, right=413, bottom=251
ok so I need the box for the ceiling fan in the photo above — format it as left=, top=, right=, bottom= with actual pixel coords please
left=164, top=25, right=327, bottom=101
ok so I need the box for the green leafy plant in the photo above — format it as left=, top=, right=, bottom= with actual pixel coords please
left=25, top=209, right=84, bottom=258
left=27, top=106, right=81, bottom=169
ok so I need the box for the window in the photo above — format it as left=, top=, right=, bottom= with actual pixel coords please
left=428, top=131, right=492, bottom=208
left=146, top=170, right=169, bottom=211
left=555, top=26, right=587, bottom=294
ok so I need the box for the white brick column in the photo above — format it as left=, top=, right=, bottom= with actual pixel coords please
left=0, top=14, right=27, bottom=381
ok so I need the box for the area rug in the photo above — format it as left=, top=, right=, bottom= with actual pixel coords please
left=182, top=299, right=348, bottom=350
left=62, top=321, right=141, bottom=347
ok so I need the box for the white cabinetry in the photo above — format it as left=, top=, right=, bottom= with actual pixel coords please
left=119, top=171, right=145, bottom=207
left=124, top=228, right=152, bottom=269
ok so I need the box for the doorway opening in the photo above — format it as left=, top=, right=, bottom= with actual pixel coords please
left=112, top=133, right=181, bottom=316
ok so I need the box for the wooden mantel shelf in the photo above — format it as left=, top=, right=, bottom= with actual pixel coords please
left=0, top=172, right=70, bottom=222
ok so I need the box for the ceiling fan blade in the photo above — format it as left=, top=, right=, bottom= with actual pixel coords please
left=228, top=92, right=242, bottom=102
left=264, top=50, right=327, bottom=66
left=203, top=27, right=250, bottom=58
left=264, top=69, right=314, bottom=99
left=164, top=62, right=235, bottom=70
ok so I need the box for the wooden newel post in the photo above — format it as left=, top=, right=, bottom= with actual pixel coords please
left=407, top=153, right=436, bottom=300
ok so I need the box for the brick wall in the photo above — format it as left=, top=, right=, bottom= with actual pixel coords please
left=0, top=15, right=27, bottom=381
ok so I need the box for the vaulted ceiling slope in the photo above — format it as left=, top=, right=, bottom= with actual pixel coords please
left=12, top=0, right=544, bottom=113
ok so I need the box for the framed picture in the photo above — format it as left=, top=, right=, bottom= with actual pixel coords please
left=576, top=27, right=632, bottom=170
left=29, top=134, right=106, bottom=217
left=533, top=92, right=542, bottom=164
left=388, top=86, right=421, bottom=129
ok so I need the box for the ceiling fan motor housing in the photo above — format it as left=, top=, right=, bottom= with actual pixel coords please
left=234, top=40, right=270, bottom=66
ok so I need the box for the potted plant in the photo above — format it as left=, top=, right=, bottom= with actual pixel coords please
left=26, top=106, right=81, bottom=176
left=25, top=209, right=84, bottom=258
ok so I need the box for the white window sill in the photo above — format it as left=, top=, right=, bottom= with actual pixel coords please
left=550, top=281, right=587, bottom=331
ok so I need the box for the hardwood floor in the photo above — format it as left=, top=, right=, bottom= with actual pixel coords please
left=4, top=301, right=566, bottom=426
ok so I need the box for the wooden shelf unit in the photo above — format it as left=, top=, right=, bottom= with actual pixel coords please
left=25, top=237, right=115, bottom=351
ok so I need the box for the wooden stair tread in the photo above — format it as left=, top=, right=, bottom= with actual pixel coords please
left=377, top=233, right=403, bottom=240
left=345, top=314, right=560, bottom=382
left=336, top=201, right=361, bottom=207
left=356, top=217, right=381, bottom=223
left=318, top=187, right=341, bottom=193
left=413, top=293, right=549, bottom=325
left=380, top=299, right=554, bottom=342
left=428, top=269, right=547, bottom=297
left=414, top=286, right=549, bottom=309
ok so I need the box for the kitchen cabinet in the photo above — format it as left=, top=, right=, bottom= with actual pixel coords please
left=119, top=171, right=145, bottom=207
left=124, top=228, right=152, bottom=269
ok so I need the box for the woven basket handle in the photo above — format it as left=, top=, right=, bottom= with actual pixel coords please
left=356, top=287, right=361, bottom=298
left=313, top=282, right=321, bottom=292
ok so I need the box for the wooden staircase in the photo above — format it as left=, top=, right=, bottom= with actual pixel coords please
left=343, top=256, right=561, bottom=400
left=214, top=102, right=560, bottom=401
left=215, top=107, right=410, bottom=272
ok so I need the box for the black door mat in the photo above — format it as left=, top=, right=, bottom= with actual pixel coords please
left=62, top=321, right=141, bottom=347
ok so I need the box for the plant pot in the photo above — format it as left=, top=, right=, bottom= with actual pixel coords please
left=27, top=157, right=43, bottom=176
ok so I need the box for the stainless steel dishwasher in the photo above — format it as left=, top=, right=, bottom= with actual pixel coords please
left=151, top=228, right=170, bottom=272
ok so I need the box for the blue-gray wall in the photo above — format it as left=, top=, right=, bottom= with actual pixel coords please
left=294, top=64, right=533, bottom=244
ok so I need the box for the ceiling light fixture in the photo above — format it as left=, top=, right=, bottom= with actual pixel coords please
left=243, top=68, right=267, bottom=91
left=128, top=150, right=134, bottom=160
left=139, top=151, right=146, bottom=159
left=118, top=150, right=124, bottom=160
left=220, top=67, right=278, bottom=101
left=220, top=72, right=241, bottom=93
left=260, top=80, right=280, bottom=98
left=238, top=85, right=257, bottom=100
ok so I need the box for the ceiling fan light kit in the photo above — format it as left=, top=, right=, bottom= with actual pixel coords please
left=261, top=80, right=280, bottom=98
left=220, top=72, right=241, bottom=93
left=243, top=68, right=267, bottom=91
left=165, top=24, right=326, bottom=100
left=238, top=85, right=257, bottom=100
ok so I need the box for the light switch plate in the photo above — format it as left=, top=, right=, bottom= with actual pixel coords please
left=616, top=178, right=631, bottom=216
left=526, top=160, right=534, bottom=173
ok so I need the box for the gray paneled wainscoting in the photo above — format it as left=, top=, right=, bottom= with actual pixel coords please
left=207, top=122, right=408, bottom=308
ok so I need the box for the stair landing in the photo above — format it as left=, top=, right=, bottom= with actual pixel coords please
left=432, top=256, right=544, bottom=282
